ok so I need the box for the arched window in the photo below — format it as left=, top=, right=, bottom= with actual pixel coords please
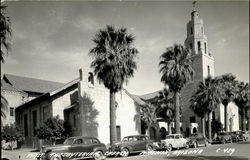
left=88, top=72, right=94, bottom=87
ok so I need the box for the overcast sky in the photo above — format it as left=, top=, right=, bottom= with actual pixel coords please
left=2, top=1, right=249, bottom=95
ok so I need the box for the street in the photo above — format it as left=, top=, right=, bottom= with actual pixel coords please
left=2, top=141, right=250, bottom=160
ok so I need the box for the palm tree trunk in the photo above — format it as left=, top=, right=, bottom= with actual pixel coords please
left=168, top=122, right=172, bottom=134
left=224, top=104, right=229, bottom=131
left=201, top=117, right=205, bottom=137
left=110, top=90, right=117, bottom=145
left=208, top=112, right=212, bottom=141
left=175, top=92, right=180, bottom=134
left=242, top=106, right=246, bottom=131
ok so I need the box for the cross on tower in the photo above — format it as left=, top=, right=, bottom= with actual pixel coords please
left=192, top=0, right=197, bottom=11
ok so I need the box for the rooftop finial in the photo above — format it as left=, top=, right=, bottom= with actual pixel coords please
left=192, top=0, right=197, bottom=11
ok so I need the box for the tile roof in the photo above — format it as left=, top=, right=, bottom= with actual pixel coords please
left=122, top=88, right=146, bottom=106
left=3, top=74, right=64, bottom=94
left=1, top=80, right=24, bottom=93
left=139, top=90, right=162, bottom=101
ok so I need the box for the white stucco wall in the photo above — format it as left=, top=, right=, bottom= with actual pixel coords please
left=218, top=103, right=239, bottom=131
left=79, top=68, right=139, bottom=145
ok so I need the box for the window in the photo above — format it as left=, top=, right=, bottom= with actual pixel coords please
left=175, top=135, right=180, bottom=139
left=204, top=42, right=207, bottom=54
left=43, top=106, right=49, bottom=120
left=88, top=72, right=94, bottom=86
left=197, top=41, right=201, bottom=51
left=190, top=116, right=196, bottom=123
left=24, top=114, right=28, bottom=137
left=189, top=43, right=193, bottom=50
left=201, top=27, right=203, bottom=33
left=208, top=65, right=210, bottom=76
left=191, top=27, right=193, bottom=35
left=10, top=107, right=14, bottom=116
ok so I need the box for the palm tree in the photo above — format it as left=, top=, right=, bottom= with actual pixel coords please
left=219, top=73, right=237, bottom=132
left=234, top=82, right=249, bottom=131
left=159, top=44, right=194, bottom=134
left=154, top=88, right=175, bottom=134
left=1, top=5, right=11, bottom=121
left=190, top=76, right=221, bottom=140
left=89, top=25, right=138, bottom=145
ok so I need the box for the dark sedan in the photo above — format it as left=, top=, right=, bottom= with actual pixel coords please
left=213, top=132, right=233, bottom=144
left=187, top=133, right=209, bottom=148
left=109, top=135, right=154, bottom=157
left=38, top=136, right=107, bottom=160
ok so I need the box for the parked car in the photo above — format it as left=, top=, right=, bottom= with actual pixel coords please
left=161, top=134, right=189, bottom=151
left=187, top=133, right=209, bottom=148
left=242, top=131, right=250, bottom=141
left=213, top=132, right=232, bottom=144
left=109, top=135, right=154, bottom=157
left=230, top=131, right=246, bottom=142
left=37, top=136, right=107, bottom=160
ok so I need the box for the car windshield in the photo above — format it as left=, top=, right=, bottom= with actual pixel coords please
left=166, top=135, right=175, bottom=139
left=63, top=138, right=75, bottom=145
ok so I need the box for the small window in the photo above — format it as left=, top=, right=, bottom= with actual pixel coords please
left=92, top=139, right=99, bottom=144
left=10, top=107, right=14, bottom=116
left=204, top=42, right=207, bottom=54
left=175, top=135, right=180, bottom=139
left=74, top=139, right=83, bottom=144
left=208, top=65, right=210, bottom=76
left=197, top=41, right=201, bottom=51
left=201, top=27, right=203, bottom=33
left=190, top=116, right=196, bottom=123
left=189, top=43, right=192, bottom=50
left=88, top=72, right=94, bottom=86
left=191, top=27, right=193, bottom=35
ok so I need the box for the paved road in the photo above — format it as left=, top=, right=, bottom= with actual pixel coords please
left=2, top=141, right=250, bottom=160
left=105, top=141, right=250, bottom=160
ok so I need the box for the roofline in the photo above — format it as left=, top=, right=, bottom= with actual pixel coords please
left=15, top=77, right=80, bottom=110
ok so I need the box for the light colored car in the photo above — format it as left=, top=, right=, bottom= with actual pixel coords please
left=161, top=134, right=189, bottom=151
left=243, top=131, right=250, bottom=141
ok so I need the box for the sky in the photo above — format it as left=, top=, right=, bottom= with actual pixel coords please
left=2, top=0, right=249, bottom=95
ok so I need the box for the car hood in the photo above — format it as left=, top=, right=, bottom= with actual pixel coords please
left=161, top=139, right=174, bottom=143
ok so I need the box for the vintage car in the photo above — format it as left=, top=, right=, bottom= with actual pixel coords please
left=38, top=136, right=107, bottom=160
left=213, top=132, right=232, bottom=144
left=187, top=133, right=209, bottom=148
left=161, top=134, right=189, bottom=151
left=109, top=135, right=154, bottom=157
left=243, top=131, right=250, bottom=141
left=230, top=131, right=246, bottom=142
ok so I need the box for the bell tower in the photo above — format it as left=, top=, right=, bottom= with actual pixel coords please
left=181, top=1, right=215, bottom=134
left=184, top=1, right=214, bottom=81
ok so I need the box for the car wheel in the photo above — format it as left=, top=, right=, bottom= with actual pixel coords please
left=121, top=148, right=129, bottom=157
left=193, top=141, right=197, bottom=148
left=167, top=144, right=172, bottom=151
left=185, top=143, right=189, bottom=149
left=147, top=145, right=154, bottom=151
left=205, top=140, right=208, bottom=147
left=222, top=139, right=226, bottom=144
left=94, top=151, right=104, bottom=160
left=50, top=154, right=62, bottom=160
left=229, top=138, right=233, bottom=143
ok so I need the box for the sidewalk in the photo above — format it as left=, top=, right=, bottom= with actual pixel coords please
left=2, top=148, right=40, bottom=160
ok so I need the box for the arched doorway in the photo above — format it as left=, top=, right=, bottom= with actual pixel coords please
left=149, top=127, right=157, bottom=141
left=159, top=127, right=167, bottom=139
left=193, top=127, right=197, bottom=134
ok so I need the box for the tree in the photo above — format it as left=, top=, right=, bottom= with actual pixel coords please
left=234, top=82, right=249, bottom=131
left=2, top=123, right=24, bottom=150
left=159, top=44, right=194, bottom=134
left=36, top=116, right=69, bottom=145
left=1, top=5, right=12, bottom=121
left=219, top=73, right=237, bottom=131
left=154, top=88, right=175, bottom=134
left=190, top=76, right=221, bottom=140
left=89, top=25, right=138, bottom=145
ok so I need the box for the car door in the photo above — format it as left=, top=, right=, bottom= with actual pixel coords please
left=174, top=135, right=180, bottom=148
left=137, top=136, right=148, bottom=151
